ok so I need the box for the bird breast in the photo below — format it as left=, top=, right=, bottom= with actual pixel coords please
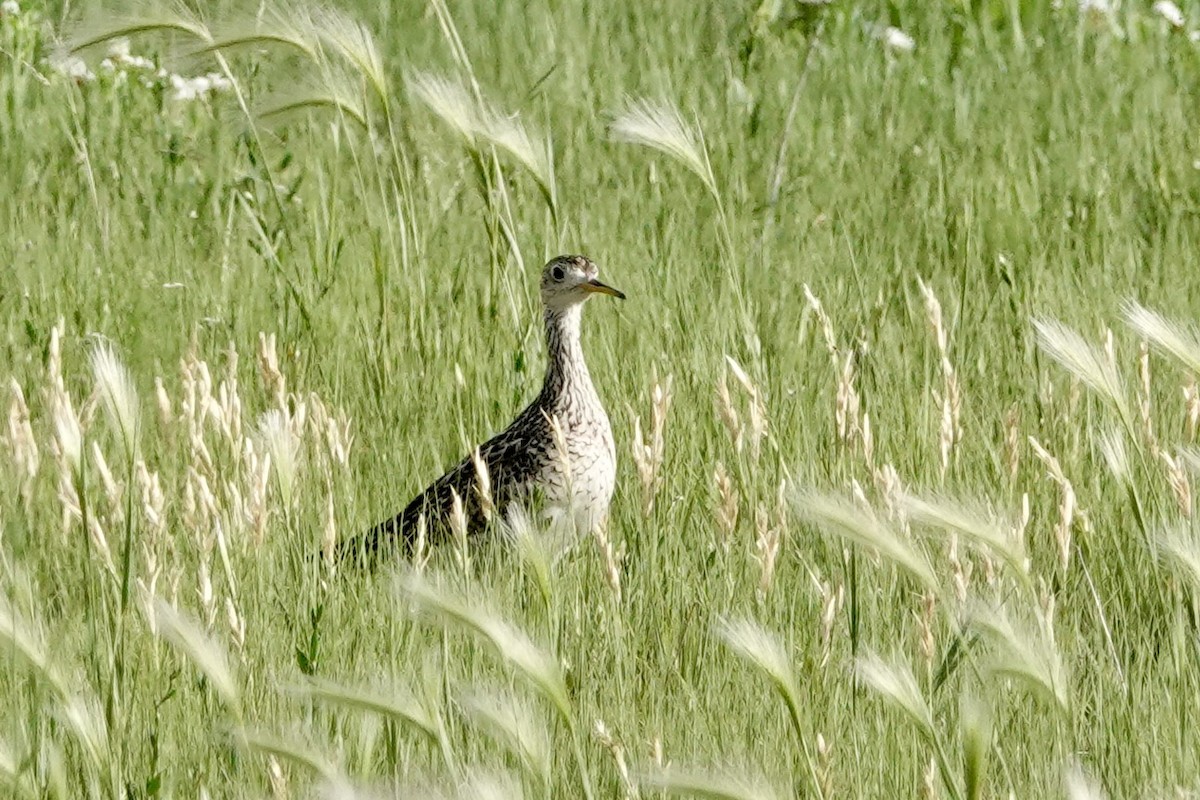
left=540, top=401, right=616, bottom=535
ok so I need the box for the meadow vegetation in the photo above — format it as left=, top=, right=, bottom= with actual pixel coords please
left=3, top=0, right=1200, bottom=796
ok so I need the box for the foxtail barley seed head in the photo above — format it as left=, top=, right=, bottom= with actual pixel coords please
left=408, top=70, right=479, bottom=144
left=855, top=651, right=935, bottom=741
left=505, top=505, right=553, bottom=604
left=715, top=616, right=800, bottom=718
left=609, top=97, right=718, bottom=201
left=152, top=598, right=242, bottom=716
left=1158, top=523, right=1200, bottom=591
left=0, top=599, right=109, bottom=770
left=239, top=729, right=339, bottom=784
left=396, top=573, right=572, bottom=724
left=91, top=341, right=140, bottom=459
left=459, top=689, right=551, bottom=782
left=311, top=6, right=387, bottom=102
left=900, top=492, right=1031, bottom=592
left=1097, top=428, right=1129, bottom=485
left=1033, top=318, right=1134, bottom=435
left=408, top=70, right=554, bottom=201
left=960, top=695, right=992, bottom=800
left=638, top=767, right=782, bottom=800
left=1123, top=301, right=1200, bottom=375
left=293, top=676, right=439, bottom=742
left=794, top=490, right=939, bottom=594
left=970, top=602, right=1069, bottom=713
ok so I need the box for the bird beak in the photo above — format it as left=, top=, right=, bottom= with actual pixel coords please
left=582, top=279, right=626, bottom=300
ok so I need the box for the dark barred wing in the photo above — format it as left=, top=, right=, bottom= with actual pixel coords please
left=338, top=409, right=551, bottom=567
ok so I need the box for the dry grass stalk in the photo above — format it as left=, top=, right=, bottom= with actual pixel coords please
left=267, top=755, right=288, bottom=800
left=321, top=489, right=338, bottom=573
left=1162, top=451, right=1192, bottom=518
left=631, top=371, right=674, bottom=515
left=716, top=371, right=743, bottom=454
left=948, top=533, right=969, bottom=603
left=413, top=513, right=430, bottom=572
left=472, top=447, right=496, bottom=521
left=449, top=487, right=470, bottom=574
left=918, top=590, right=936, bottom=674
left=6, top=378, right=40, bottom=510
left=918, top=278, right=961, bottom=480
left=242, top=438, right=271, bottom=545
left=922, top=758, right=939, bottom=800
left=1185, top=376, right=1200, bottom=441
left=753, top=505, right=781, bottom=599
left=835, top=351, right=863, bottom=453
left=136, top=459, right=166, bottom=634
left=593, top=721, right=637, bottom=800
left=725, top=357, right=766, bottom=460
left=225, top=596, right=246, bottom=653
left=593, top=520, right=624, bottom=604
left=713, top=460, right=739, bottom=551
left=1004, top=403, right=1021, bottom=482
left=1138, top=341, right=1158, bottom=457
left=257, top=332, right=287, bottom=410
left=816, top=733, right=833, bottom=800
left=872, top=463, right=905, bottom=526
left=817, top=580, right=843, bottom=667
left=1028, top=437, right=1078, bottom=573
left=803, top=285, right=840, bottom=368
left=154, top=376, right=173, bottom=428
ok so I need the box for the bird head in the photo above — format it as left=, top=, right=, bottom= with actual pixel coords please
left=540, top=255, right=625, bottom=312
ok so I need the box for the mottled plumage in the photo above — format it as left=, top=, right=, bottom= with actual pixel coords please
left=340, top=255, right=623, bottom=565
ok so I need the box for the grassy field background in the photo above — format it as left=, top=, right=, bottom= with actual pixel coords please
left=4, top=0, right=1200, bottom=797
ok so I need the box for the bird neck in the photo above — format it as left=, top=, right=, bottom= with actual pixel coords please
left=541, top=304, right=594, bottom=401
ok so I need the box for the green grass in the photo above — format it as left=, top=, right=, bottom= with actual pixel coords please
left=3, top=0, right=1200, bottom=796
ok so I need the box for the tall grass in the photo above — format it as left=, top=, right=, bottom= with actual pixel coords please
left=3, top=0, right=1200, bottom=796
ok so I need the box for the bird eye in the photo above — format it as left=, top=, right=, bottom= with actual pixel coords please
left=552, top=266, right=565, bottom=281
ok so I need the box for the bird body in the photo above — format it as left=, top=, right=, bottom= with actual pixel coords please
left=341, top=255, right=623, bottom=564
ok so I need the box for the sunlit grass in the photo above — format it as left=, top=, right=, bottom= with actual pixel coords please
left=2, top=0, right=1200, bottom=796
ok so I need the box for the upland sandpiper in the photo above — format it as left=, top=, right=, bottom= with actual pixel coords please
left=341, top=255, right=624, bottom=564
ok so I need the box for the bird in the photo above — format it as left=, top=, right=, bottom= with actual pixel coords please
left=340, top=254, right=625, bottom=565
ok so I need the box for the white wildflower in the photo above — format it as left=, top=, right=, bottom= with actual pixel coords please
left=1, top=1, right=19, bottom=16
left=881, top=26, right=916, bottom=52
left=1153, top=1, right=1185, bottom=27
left=50, top=53, right=94, bottom=83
